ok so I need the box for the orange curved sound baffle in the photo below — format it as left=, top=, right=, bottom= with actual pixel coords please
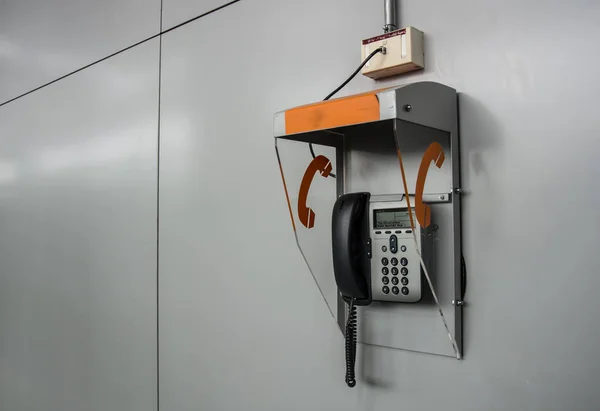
left=298, top=155, right=333, bottom=229
left=415, top=142, right=445, bottom=228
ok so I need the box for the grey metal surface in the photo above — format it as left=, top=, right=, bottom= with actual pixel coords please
left=0, top=0, right=161, bottom=104
left=393, top=87, right=462, bottom=356
left=0, top=39, right=159, bottom=410
left=383, top=0, right=398, bottom=32
left=347, top=120, right=452, bottom=197
left=390, top=83, right=463, bottom=353
left=395, top=82, right=458, bottom=135
left=376, top=88, right=398, bottom=120
left=159, top=0, right=600, bottom=409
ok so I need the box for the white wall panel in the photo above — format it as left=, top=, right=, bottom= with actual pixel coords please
left=0, top=39, right=159, bottom=411
left=0, top=0, right=160, bottom=104
left=159, top=0, right=600, bottom=410
left=159, top=0, right=384, bottom=408
left=161, top=0, right=237, bottom=30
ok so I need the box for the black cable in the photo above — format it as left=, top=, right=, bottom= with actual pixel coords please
left=344, top=299, right=358, bottom=388
left=323, top=47, right=385, bottom=101
left=309, top=143, right=316, bottom=159
left=308, top=46, right=386, bottom=175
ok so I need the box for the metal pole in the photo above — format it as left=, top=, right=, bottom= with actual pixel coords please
left=383, top=0, right=398, bottom=33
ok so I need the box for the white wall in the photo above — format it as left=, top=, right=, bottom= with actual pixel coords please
left=158, top=1, right=600, bottom=410
left=161, top=0, right=234, bottom=30
left=0, top=38, right=159, bottom=410
left=0, top=0, right=161, bottom=104
left=2, top=0, right=600, bottom=410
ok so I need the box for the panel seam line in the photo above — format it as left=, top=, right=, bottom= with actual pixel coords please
left=0, top=0, right=242, bottom=108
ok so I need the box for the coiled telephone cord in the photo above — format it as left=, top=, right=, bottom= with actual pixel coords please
left=345, top=299, right=358, bottom=388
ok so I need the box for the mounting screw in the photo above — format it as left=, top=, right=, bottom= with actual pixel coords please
left=454, top=188, right=463, bottom=195
left=452, top=299, right=464, bottom=306
left=439, top=195, right=445, bottom=200
left=403, top=104, right=412, bottom=112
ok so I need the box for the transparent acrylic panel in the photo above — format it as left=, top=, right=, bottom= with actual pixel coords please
left=275, top=137, right=340, bottom=320
left=345, top=120, right=460, bottom=358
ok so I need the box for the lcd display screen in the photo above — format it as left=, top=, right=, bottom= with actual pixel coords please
left=373, top=208, right=411, bottom=229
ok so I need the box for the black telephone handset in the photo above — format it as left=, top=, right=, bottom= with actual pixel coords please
left=331, top=192, right=371, bottom=388
left=332, top=192, right=372, bottom=305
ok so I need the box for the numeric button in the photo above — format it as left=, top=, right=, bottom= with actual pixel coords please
left=391, top=267, right=398, bottom=275
left=382, top=276, right=389, bottom=285
left=401, top=287, right=409, bottom=295
left=381, top=257, right=389, bottom=266
left=401, top=267, right=408, bottom=275
left=391, top=277, right=399, bottom=285
left=401, top=277, right=409, bottom=285
left=382, top=286, right=390, bottom=294
left=391, top=258, right=398, bottom=266
left=382, top=267, right=389, bottom=275
left=400, top=257, right=408, bottom=266
left=392, top=287, right=400, bottom=295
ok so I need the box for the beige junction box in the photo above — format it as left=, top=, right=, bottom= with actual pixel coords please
left=361, top=26, right=424, bottom=80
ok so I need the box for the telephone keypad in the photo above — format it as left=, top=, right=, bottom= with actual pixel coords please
left=371, top=207, right=427, bottom=303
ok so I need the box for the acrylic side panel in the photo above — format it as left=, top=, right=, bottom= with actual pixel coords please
left=345, top=120, right=460, bottom=357
left=276, top=138, right=341, bottom=321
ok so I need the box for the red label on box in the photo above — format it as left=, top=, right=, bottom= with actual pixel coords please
left=362, top=29, right=406, bottom=45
